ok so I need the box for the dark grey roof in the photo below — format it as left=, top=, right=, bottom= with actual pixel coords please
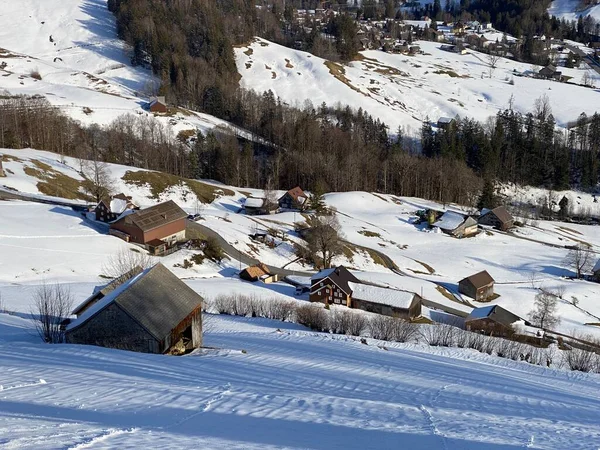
left=72, top=266, right=144, bottom=316
left=311, top=266, right=360, bottom=295
left=466, top=305, right=521, bottom=327
left=116, top=200, right=187, bottom=232
left=460, top=270, right=495, bottom=289
left=485, top=206, right=513, bottom=224
left=69, top=263, right=203, bottom=341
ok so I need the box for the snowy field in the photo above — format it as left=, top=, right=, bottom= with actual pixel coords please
left=1, top=312, right=600, bottom=449
left=549, top=0, right=600, bottom=21
left=235, top=38, right=600, bottom=133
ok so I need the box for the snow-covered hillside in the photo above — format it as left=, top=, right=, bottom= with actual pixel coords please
left=549, top=0, right=600, bottom=21
left=0, top=0, right=244, bottom=136
left=235, top=38, right=600, bottom=132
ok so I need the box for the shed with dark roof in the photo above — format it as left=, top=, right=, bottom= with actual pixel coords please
left=66, top=263, right=203, bottom=354
left=110, top=200, right=187, bottom=247
left=465, top=305, right=521, bottom=336
left=478, top=206, right=514, bottom=231
left=459, top=270, right=495, bottom=301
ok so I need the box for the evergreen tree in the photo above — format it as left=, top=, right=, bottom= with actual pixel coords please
left=477, top=178, right=497, bottom=210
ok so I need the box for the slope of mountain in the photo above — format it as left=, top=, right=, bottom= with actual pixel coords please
left=1, top=311, right=600, bottom=449
left=549, top=0, right=600, bottom=21
left=0, top=0, right=245, bottom=137
left=235, top=38, right=600, bottom=132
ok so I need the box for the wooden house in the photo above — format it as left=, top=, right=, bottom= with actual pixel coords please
left=149, top=96, right=168, bottom=113
left=348, top=282, right=422, bottom=320
left=110, top=200, right=187, bottom=252
left=94, top=193, right=138, bottom=223
left=437, top=117, right=456, bottom=129
left=459, top=271, right=495, bottom=301
left=465, top=305, right=521, bottom=336
left=433, top=211, right=478, bottom=238
left=239, top=263, right=271, bottom=282
left=65, top=263, right=203, bottom=354
left=278, top=186, right=307, bottom=210
left=539, top=64, right=562, bottom=81
left=478, top=206, right=514, bottom=231
left=310, top=266, right=359, bottom=306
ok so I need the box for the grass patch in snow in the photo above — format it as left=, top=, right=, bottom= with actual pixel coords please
left=434, top=69, right=460, bottom=78
left=324, top=61, right=362, bottom=94
left=557, top=226, right=583, bottom=236
left=413, top=259, right=435, bottom=275
left=364, top=248, right=387, bottom=267
left=23, top=160, right=91, bottom=201
left=122, top=170, right=233, bottom=203
left=358, top=230, right=381, bottom=238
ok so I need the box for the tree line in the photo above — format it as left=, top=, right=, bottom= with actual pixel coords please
left=0, top=95, right=481, bottom=206
left=421, top=97, right=600, bottom=191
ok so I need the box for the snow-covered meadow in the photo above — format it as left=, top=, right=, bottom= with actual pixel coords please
left=235, top=38, right=600, bottom=133
left=2, top=311, right=600, bottom=449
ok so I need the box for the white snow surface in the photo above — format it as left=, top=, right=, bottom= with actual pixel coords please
left=235, top=38, right=600, bottom=133
left=549, top=0, right=600, bottom=21
left=1, top=312, right=600, bottom=449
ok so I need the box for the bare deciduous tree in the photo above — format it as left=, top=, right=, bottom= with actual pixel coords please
left=487, top=53, right=501, bottom=78
left=305, top=213, right=344, bottom=269
left=30, top=283, right=74, bottom=343
left=528, top=292, right=560, bottom=330
left=102, top=248, right=153, bottom=283
left=565, top=244, right=594, bottom=279
left=82, top=159, right=113, bottom=202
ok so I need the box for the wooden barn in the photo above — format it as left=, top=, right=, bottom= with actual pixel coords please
left=459, top=271, right=495, bottom=301
left=433, top=211, right=478, bottom=238
left=478, top=206, right=514, bottom=231
left=149, top=96, right=168, bottom=113
left=278, top=186, right=307, bottom=210
left=465, top=305, right=521, bottom=336
left=109, top=200, right=187, bottom=253
left=348, top=282, right=422, bottom=320
left=309, top=266, right=359, bottom=306
left=66, top=263, right=203, bottom=354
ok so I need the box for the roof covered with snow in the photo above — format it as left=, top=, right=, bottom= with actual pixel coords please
left=433, top=211, right=468, bottom=231
left=349, top=282, right=417, bottom=309
left=244, top=197, right=264, bottom=208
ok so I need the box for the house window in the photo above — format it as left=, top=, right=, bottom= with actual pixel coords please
left=320, top=282, right=324, bottom=287
left=334, top=298, right=341, bottom=304
left=318, top=291, right=321, bottom=296
left=326, top=289, right=329, bottom=294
